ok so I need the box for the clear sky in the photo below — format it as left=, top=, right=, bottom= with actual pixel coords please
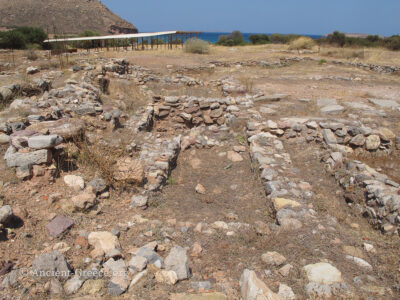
left=101, top=0, right=399, bottom=36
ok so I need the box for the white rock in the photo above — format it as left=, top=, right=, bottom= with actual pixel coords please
left=129, top=256, right=148, bottom=272
left=278, top=283, right=295, bottom=300
left=346, top=256, right=373, bottom=271
left=303, top=262, right=342, bottom=285
left=240, top=269, right=282, bottom=300
left=64, top=175, right=85, bottom=190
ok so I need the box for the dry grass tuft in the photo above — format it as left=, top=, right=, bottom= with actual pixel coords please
left=288, top=36, right=316, bottom=51
left=107, top=79, right=146, bottom=114
left=238, top=76, right=254, bottom=93
left=184, top=38, right=210, bottom=54
left=70, top=137, right=128, bottom=188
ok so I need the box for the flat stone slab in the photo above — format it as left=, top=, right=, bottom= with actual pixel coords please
left=368, top=98, right=399, bottom=108
left=254, top=94, right=288, bottom=102
left=46, top=215, right=74, bottom=237
left=320, top=105, right=344, bottom=114
left=6, top=149, right=52, bottom=167
left=344, top=102, right=375, bottom=111
left=317, top=98, right=337, bottom=107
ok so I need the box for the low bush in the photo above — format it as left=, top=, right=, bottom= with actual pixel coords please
left=249, top=34, right=269, bottom=45
left=325, top=31, right=346, bottom=47
left=217, top=31, right=246, bottom=46
left=0, top=27, right=47, bottom=49
left=184, top=38, right=210, bottom=54
left=319, top=31, right=400, bottom=51
left=25, top=49, right=38, bottom=61
left=289, top=36, right=316, bottom=51
left=0, top=30, right=26, bottom=49
left=384, top=35, right=400, bottom=51
left=269, top=33, right=300, bottom=44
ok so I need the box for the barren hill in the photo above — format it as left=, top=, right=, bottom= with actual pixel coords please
left=0, top=0, right=138, bottom=35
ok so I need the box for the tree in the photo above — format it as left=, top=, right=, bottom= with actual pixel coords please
left=216, top=31, right=246, bottom=46
left=326, top=31, right=346, bottom=47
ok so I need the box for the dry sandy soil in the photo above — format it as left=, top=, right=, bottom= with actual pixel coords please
left=0, top=44, right=399, bottom=299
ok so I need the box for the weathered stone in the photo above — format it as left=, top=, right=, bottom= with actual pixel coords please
left=349, top=134, right=365, bottom=147
left=273, top=198, right=301, bottom=211
left=165, top=246, right=190, bottom=281
left=10, top=130, right=37, bottom=149
left=195, top=184, right=206, bottom=195
left=155, top=270, right=178, bottom=285
left=368, top=98, right=399, bottom=108
left=261, top=251, right=286, bottom=266
left=320, top=105, right=344, bottom=114
left=279, top=264, right=293, bottom=277
left=114, top=157, right=144, bottom=183
left=136, top=246, right=163, bottom=267
left=64, top=276, right=84, bottom=295
left=322, top=129, right=337, bottom=145
left=88, top=178, right=108, bottom=193
left=378, top=128, right=395, bottom=141
left=46, top=215, right=74, bottom=237
left=31, top=251, right=70, bottom=282
left=0, top=134, right=10, bottom=145
left=27, top=119, right=85, bottom=140
left=88, top=231, right=121, bottom=258
left=130, top=195, right=148, bottom=208
left=49, top=278, right=64, bottom=294
left=16, top=164, right=32, bottom=179
left=317, top=98, right=337, bottom=106
left=104, top=258, right=129, bottom=296
left=64, top=175, right=85, bottom=190
left=26, top=66, right=39, bottom=74
left=365, top=135, right=380, bottom=150
left=129, top=256, right=148, bottom=272
left=80, top=279, right=105, bottom=295
left=240, top=269, right=282, bottom=300
left=28, top=135, right=63, bottom=149
left=255, top=94, right=288, bottom=102
left=278, top=284, right=295, bottom=300
left=0, top=205, right=13, bottom=225
left=0, top=87, right=13, bottom=101
left=6, top=149, right=51, bottom=167
left=227, top=151, right=243, bottom=162
left=304, top=262, right=342, bottom=284
left=346, top=256, right=373, bottom=271
left=71, top=188, right=96, bottom=211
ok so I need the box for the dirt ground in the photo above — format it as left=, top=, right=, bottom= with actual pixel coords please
left=1, top=44, right=400, bottom=299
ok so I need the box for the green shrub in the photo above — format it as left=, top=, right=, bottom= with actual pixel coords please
left=249, top=34, right=269, bottom=45
left=326, top=31, right=346, bottom=47
left=318, top=59, right=327, bottom=65
left=384, top=35, right=400, bottom=51
left=217, top=31, right=246, bottom=46
left=0, top=27, right=47, bottom=49
left=0, top=30, right=26, bottom=49
left=269, top=33, right=300, bottom=44
left=14, top=27, right=47, bottom=45
left=184, top=38, right=210, bottom=54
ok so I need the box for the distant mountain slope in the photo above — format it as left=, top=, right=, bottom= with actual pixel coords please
left=0, top=0, right=138, bottom=35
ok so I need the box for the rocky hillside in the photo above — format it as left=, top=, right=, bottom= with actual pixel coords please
left=0, top=0, right=137, bottom=35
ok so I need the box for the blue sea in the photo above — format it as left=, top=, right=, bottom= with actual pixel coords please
left=199, top=32, right=322, bottom=44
